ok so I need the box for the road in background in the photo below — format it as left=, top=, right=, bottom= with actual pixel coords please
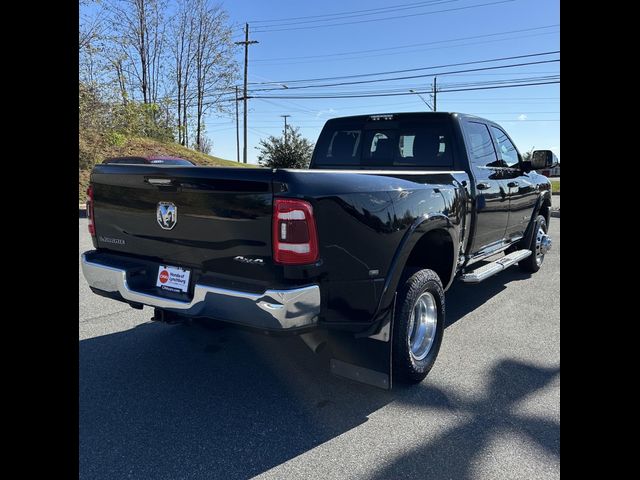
left=79, top=218, right=560, bottom=480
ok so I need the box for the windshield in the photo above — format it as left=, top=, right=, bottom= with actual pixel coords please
left=312, top=119, right=454, bottom=168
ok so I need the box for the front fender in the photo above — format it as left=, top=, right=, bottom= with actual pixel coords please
left=524, top=190, right=552, bottom=246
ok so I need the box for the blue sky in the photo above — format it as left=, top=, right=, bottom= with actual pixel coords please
left=212, top=0, right=560, bottom=163
left=84, top=0, right=560, bottom=163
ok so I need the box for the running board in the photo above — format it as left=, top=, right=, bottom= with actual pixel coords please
left=460, top=249, right=531, bottom=283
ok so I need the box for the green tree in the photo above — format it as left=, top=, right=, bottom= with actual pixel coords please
left=257, top=125, right=314, bottom=169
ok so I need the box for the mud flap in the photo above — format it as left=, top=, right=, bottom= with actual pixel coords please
left=325, top=301, right=394, bottom=390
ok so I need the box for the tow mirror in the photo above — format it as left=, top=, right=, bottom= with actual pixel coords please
left=531, top=150, right=558, bottom=169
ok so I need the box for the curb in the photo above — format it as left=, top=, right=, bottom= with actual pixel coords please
left=551, top=210, right=560, bottom=218
left=552, top=192, right=560, bottom=196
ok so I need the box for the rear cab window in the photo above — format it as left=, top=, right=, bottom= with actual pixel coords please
left=312, top=115, right=454, bottom=169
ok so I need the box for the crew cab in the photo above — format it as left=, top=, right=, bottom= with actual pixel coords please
left=81, top=112, right=555, bottom=387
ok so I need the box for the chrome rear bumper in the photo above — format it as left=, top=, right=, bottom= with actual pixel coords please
left=81, top=253, right=320, bottom=330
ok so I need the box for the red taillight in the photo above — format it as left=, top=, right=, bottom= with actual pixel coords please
left=87, top=185, right=95, bottom=236
left=273, top=198, right=318, bottom=265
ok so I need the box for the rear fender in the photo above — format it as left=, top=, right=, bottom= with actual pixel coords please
left=362, top=213, right=457, bottom=337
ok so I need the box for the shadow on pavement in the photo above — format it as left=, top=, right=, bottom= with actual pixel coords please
left=81, top=309, right=558, bottom=479
left=80, top=322, right=392, bottom=479
left=445, top=266, right=533, bottom=328
left=374, top=360, right=559, bottom=479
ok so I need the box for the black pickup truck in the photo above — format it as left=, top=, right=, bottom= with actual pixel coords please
left=81, top=112, right=555, bottom=388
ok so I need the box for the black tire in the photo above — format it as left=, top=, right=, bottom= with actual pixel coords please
left=392, top=269, right=445, bottom=384
left=518, top=215, right=548, bottom=273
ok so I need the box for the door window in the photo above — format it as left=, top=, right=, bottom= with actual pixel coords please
left=490, top=126, right=519, bottom=168
left=465, top=122, right=499, bottom=167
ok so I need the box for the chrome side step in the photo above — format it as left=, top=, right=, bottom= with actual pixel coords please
left=460, top=249, right=531, bottom=283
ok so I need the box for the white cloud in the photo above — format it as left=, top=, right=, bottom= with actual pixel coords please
left=517, top=114, right=528, bottom=121
left=316, top=108, right=337, bottom=117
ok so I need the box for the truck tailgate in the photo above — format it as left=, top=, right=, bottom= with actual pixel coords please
left=90, top=165, right=275, bottom=281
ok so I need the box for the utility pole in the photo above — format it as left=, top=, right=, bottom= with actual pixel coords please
left=235, top=86, right=240, bottom=162
left=432, top=77, right=437, bottom=112
left=280, top=114, right=291, bottom=145
left=235, top=23, right=258, bottom=163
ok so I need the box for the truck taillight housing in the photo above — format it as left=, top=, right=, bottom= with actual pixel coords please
left=273, top=198, right=319, bottom=265
left=87, top=185, right=95, bottom=236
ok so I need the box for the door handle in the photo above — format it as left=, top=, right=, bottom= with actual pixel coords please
left=507, top=181, right=519, bottom=188
left=476, top=182, right=491, bottom=190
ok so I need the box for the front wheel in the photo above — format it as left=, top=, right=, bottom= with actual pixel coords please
left=518, top=215, right=551, bottom=273
left=392, top=269, right=445, bottom=384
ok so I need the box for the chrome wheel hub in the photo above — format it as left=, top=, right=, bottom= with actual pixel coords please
left=408, top=292, right=438, bottom=361
left=535, top=224, right=551, bottom=266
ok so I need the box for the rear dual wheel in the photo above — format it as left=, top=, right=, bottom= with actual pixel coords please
left=392, top=269, right=445, bottom=384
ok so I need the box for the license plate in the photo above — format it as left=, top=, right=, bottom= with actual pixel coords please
left=156, top=265, right=191, bottom=293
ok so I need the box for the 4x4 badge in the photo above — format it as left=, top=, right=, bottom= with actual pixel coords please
left=157, top=202, right=177, bottom=230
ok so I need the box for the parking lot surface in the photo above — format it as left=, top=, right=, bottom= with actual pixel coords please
left=79, top=218, right=560, bottom=480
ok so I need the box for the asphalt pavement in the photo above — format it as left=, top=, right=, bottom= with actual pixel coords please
left=79, top=218, right=560, bottom=480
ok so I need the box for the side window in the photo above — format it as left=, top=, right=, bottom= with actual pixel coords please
left=327, top=130, right=361, bottom=159
left=490, top=126, right=519, bottom=168
left=399, top=134, right=415, bottom=158
left=464, top=122, right=499, bottom=167
left=362, top=130, right=397, bottom=163
left=395, top=124, right=452, bottom=167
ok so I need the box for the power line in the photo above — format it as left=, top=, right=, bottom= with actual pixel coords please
left=211, top=111, right=559, bottom=122
left=245, top=80, right=560, bottom=100
left=252, top=31, right=559, bottom=67
left=185, top=75, right=560, bottom=105
left=247, top=126, right=273, bottom=137
left=210, top=111, right=560, bottom=124
left=428, top=71, right=559, bottom=76
left=253, top=97, right=320, bottom=116
left=435, top=74, right=560, bottom=89
left=249, top=0, right=458, bottom=24
left=255, top=1, right=463, bottom=29
left=241, top=119, right=562, bottom=132
left=243, top=98, right=560, bottom=113
left=241, top=75, right=559, bottom=98
left=249, top=62, right=559, bottom=93
left=439, top=81, right=560, bottom=93
left=252, top=25, right=558, bottom=63
left=132, top=52, right=560, bottom=105
left=248, top=50, right=560, bottom=85
left=241, top=118, right=562, bottom=126
left=252, top=0, right=517, bottom=33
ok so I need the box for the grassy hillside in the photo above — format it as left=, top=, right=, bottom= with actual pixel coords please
left=79, top=134, right=254, bottom=203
